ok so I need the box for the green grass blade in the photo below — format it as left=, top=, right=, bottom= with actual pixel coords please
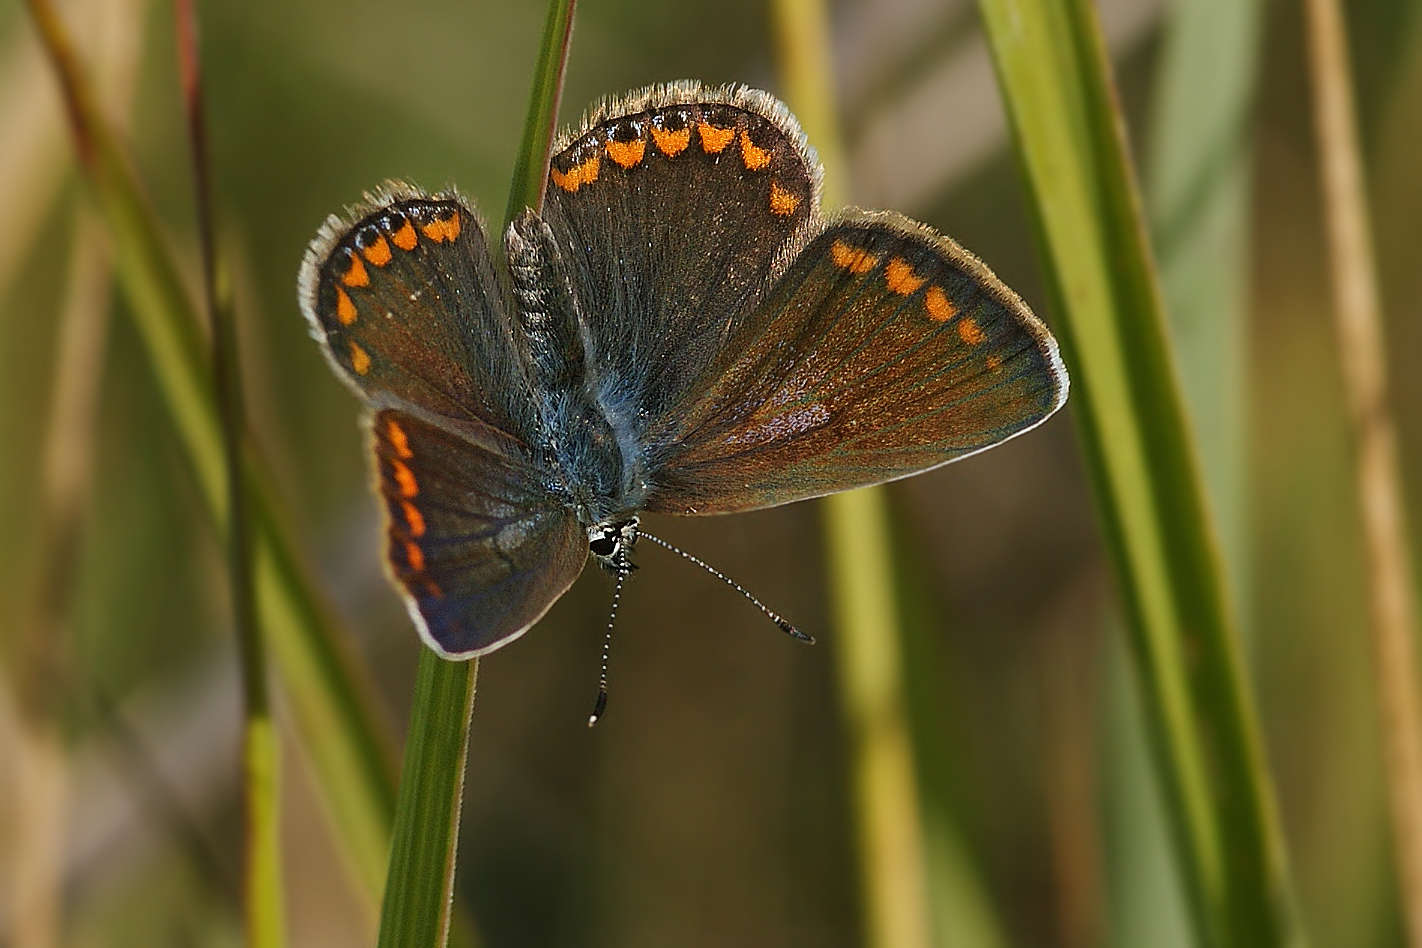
left=376, top=652, right=478, bottom=947
left=975, top=0, right=1304, bottom=945
left=505, top=0, right=576, bottom=223
left=24, top=0, right=399, bottom=913
left=1145, top=0, right=1261, bottom=586
left=172, top=1, right=283, bottom=941
left=376, top=1, right=575, bottom=941
left=1110, top=1, right=1263, bottom=943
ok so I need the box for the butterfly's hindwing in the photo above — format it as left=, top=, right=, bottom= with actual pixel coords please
left=640, top=213, right=1068, bottom=514
left=371, top=408, right=585, bottom=658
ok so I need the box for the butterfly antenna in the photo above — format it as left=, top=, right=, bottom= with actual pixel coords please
left=588, top=565, right=628, bottom=727
left=637, top=530, right=814, bottom=644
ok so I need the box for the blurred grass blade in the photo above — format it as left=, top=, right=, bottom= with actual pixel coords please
left=24, top=0, right=399, bottom=914
left=171, top=0, right=283, bottom=942
left=377, top=1, right=575, bottom=943
left=1114, top=1, right=1263, bottom=943
left=1145, top=0, right=1261, bottom=588
left=1302, top=0, right=1422, bottom=942
left=975, top=0, right=1304, bottom=945
left=771, top=3, right=935, bottom=947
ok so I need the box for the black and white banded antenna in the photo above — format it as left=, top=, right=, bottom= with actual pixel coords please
left=587, top=528, right=814, bottom=728
left=638, top=529, right=815, bottom=644
left=588, top=564, right=629, bottom=727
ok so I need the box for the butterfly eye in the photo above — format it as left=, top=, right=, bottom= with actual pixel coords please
left=589, top=535, right=617, bottom=557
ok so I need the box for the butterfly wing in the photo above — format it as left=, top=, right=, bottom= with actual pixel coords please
left=539, top=83, right=819, bottom=435
left=639, top=213, right=1068, bottom=513
left=299, top=184, right=539, bottom=437
left=370, top=410, right=584, bottom=657
left=538, top=83, right=1066, bottom=516
left=300, top=187, right=584, bottom=656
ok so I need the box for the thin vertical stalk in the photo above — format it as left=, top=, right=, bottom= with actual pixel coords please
left=172, top=2, right=281, bottom=942
left=376, top=1, right=576, bottom=942
left=505, top=0, right=577, bottom=224
left=24, top=0, right=399, bottom=912
left=376, top=653, right=478, bottom=948
left=771, top=2, right=932, bottom=946
left=1302, top=0, right=1422, bottom=943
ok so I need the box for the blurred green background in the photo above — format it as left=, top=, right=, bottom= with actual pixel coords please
left=2, top=0, right=1421, bottom=944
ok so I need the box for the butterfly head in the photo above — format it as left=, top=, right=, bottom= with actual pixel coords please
left=589, top=518, right=640, bottom=576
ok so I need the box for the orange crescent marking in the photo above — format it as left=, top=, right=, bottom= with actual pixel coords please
left=341, top=253, right=370, bottom=288
left=831, top=240, right=878, bottom=274
left=420, top=212, right=461, bottom=243
left=349, top=341, right=371, bottom=375
left=958, top=317, right=987, bottom=346
left=698, top=122, right=735, bottom=153
left=401, top=500, right=427, bottom=537
left=361, top=235, right=393, bottom=267
left=651, top=124, right=691, bottom=156
left=551, top=154, right=601, bottom=192
left=739, top=129, right=772, bottom=170
left=391, top=219, right=418, bottom=251
left=924, top=286, right=955, bottom=322
left=391, top=459, right=418, bottom=498
left=606, top=137, right=646, bottom=169
left=404, top=540, right=426, bottom=574
left=385, top=418, right=414, bottom=458
left=335, top=286, right=358, bottom=325
left=769, top=180, right=799, bottom=217
left=885, top=258, right=926, bottom=295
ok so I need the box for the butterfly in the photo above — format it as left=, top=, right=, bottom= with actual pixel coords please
left=298, top=81, right=1068, bottom=660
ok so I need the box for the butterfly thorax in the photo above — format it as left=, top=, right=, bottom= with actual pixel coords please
left=506, top=211, right=649, bottom=526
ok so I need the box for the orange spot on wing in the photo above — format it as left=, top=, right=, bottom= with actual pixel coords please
left=349, top=341, right=371, bottom=375
left=831, top=240, right=878, bottom=274
left=391, top=219, right=418, bottom=251
left=361, top=235, right=393, bottom=267
left=551, top=155, right=601, bottom=192
left=769, top=180, right=799, bottom=217
left=651, top=124, right=691, bottom=156
left=924, top=286, right=955, bottom=322
left=385, top=418, right=413, bottom=458
left=420, top=212, right=461, bottom=243
left=739, top=129, right=772, bottom=170
left=335, top=286, right=358, bottom=325
left=958, top=317, right=986, bottom=346
left=404, top=540, right=426, bottom=573
left=391, top=459, right=418, bottom=498
left=986, top=354, right=1002, bottom=371
left=401, top=500, right=426, bottom=537
left=341, top=253, right=370, bottom=288
left=606, top=137, right=646, bottom=169
left=885, top=258, right=926, bottom=295
left=698, top=122, right=735, bottom=153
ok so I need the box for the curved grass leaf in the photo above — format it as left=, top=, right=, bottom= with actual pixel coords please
left=975, top=0, right=1305, bottom=944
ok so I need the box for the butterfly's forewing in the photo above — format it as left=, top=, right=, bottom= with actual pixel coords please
left=641, top=213, right=1068, bottom=514
left=299, top=186, right=537, bottom=438
left=371, top=409, right=585, bottom=657
left=540, top=84, right=818, bottom=429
